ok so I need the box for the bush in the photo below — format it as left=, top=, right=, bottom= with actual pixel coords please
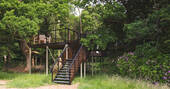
left=114, top=43, right=170, bottom=84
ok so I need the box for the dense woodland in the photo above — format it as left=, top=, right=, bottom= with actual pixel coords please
left=0, top=0, right=170, bottom=84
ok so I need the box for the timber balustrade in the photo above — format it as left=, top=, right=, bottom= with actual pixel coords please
left=51, top=45, right=67, bottom=80
left=32, top=28, right=80, bottom=45
left=68, top=45, right=86, bottom=83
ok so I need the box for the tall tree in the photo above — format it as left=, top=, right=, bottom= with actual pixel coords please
left=0, top=0, right=70, bottom=71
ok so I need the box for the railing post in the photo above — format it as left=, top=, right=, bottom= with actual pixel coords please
left=84, top=62, right=86, bottom=78
left=55, top=28, right=56, bottom=42
left=46, top=46, right=49, bottom=75
left=80, top=63, right=83, bottom=78
left=69, top=68, right=71, bottom=84
left=74, top=61, right=75, bottom=74
left=65, top=28, right=67, bottom=43
left=68, top=29, right=70, bottom=43
left=66, top=44, right=68, bottom=60
left=58, top=59, right=59, bottom=74
left=92, top=56, right=94, bottom=76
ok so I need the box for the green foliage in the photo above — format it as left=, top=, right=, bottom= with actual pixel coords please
left=114, top=43, right=170, bottom=83
left=80, top=2, right=126, bottom=50
left=1, top=10, right=38, bottom=39
left=74, top=75, right=169, bottom=89
left=124, top=20, right=153, bottom=40
left=124, top=5, right=170, bottom=53
left=0, top=0, right=70, bottom=59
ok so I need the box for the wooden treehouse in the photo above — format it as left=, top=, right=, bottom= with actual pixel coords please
left=29, top=28, right=88, bottom=84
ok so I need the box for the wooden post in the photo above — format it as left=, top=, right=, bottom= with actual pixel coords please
left=80, top=63, right=83, bottom=78
left=78, top=8, right=82, bottom=34
left=54, top=26, right=56, bottom=42
left=84, top=62, right=86, bottom=78
left=92, top=56, right=94, bottom=76
left=46, top=46, right=49, bottom=75
left=68, top=29, right=71, bottom=42
left=66, top=44, right=68, bottom=60
left=29, top=48, right=32, bottom=74
left=35, top=56, right=36, bottom=65
left=4, top=55, right=7, bottom=64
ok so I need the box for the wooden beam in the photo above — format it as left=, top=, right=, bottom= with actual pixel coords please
left=46, top=46, right=49, bottom=75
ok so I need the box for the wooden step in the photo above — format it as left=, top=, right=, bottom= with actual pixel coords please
left=56, top=74, right=69, bottom=78
left=55, top=78, right=70, bottom=81
left=53, top=80, right=70, bottom=84
left=57, top=72, right=69, bottom=75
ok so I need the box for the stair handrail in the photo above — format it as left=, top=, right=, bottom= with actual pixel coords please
left=51, top=44, right=68, bottom=80
left=68, top=45, right=84, bottom=84
left=51, top=44, right=67, bottom=71
left=68, top=45, right=83, bottom=70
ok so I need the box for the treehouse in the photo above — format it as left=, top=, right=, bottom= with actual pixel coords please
left=26, top=26, right=105, bottom=84
left=27, top=28, right=88, bottom=84
left=33, top=35, right=51, bottom=44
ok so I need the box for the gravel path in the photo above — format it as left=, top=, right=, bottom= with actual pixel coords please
left=0, top=80, right=79, bottom=89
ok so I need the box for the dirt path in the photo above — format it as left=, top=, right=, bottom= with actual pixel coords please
left=0, top=80, right=79, bottom=89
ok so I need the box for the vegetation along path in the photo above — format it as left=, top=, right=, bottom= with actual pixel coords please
left=0, top=80, right=79, bottom=89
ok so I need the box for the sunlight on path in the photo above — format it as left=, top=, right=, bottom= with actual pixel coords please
left=0, top=80, right=79, bottom=89
left=0, top=80, right=8, bottom=89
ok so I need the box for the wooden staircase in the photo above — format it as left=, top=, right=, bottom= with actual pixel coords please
left=51, top=45, right=86, bottom=84
left=53, top=59, right=73, bottom=84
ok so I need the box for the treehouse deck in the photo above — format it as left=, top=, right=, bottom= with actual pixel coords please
left=30, top=42, right=65, bottom=49
left=30, top=28, right=80, bottom=49
left=30, top=40, right=78, bottom=49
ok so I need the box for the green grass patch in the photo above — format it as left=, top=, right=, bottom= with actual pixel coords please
left=0, top=71, right=53, bottom=88
left=7, top=74, right=52, bottom=88
left=0, top=71, right=22, bottom=80
left=73, top=74, right=170, bottom=89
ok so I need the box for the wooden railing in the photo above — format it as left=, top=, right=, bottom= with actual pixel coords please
left=68, top=45, right=86, bottom=83
left=51, top=45, right=68, bottom=80
left=32, top=28, right=80, bottom=45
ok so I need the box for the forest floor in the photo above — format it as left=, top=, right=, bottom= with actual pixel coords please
left=0, top=80, right=79, bottom=89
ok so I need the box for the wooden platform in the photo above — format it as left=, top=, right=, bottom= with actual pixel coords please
left=30, top=42, right=66, bottom=49
left=30, top=40, right=79, bottom=49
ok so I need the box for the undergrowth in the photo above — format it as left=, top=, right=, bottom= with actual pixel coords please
left=73, top=74, right=170, bottom=89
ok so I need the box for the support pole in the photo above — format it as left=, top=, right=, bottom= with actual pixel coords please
left=92, top=56, right=94, bottom=76
left=4, top=55, right=7, bottom=65
left=80, top=63, right=83, bottom=78
left=66, top=44, right=68, bottom=60
left=46, top=46, right=49, bottom=75
left=84, top=62, right=86, bottom=78
left=29, top=48, right=32, bottom=74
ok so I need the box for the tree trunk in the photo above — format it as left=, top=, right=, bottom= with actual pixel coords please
left=19, top=39, right=30, bottom=72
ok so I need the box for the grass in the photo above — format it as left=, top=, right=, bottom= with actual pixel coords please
left=0, top=71, right=22, bottom=80
left=0, top=71, right=169, bottom=89
left=73, top=74, right=170, bottom=89
left=0, top=71, right=52, bottom=88
left=7, top=74, right=52, bottom=88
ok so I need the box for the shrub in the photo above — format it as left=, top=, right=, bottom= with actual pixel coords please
left=114, top=43, right=170, bottom=84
